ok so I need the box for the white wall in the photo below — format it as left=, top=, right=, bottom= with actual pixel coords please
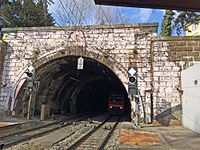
left=181, top=63, right=200, bottom=133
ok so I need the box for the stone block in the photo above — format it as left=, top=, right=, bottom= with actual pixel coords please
left=186, top=41, right=199, bottom=46
left=193, top=46, right=200, bottom=51
left=176, top=51, right=188, bottom=56
left=170, top=56, right=182, bottom=61
left=172, top=46, right=193, bottom=51
left=169, top=41, right=186, bottom=46
left=182, top=56, right=194, bottom=61
left=194, top=57, right=200, bottom=61
left=169, top=51, right=176, bottom=57
left=153, top=41, right=164, bottom=47
left=191, top=52, right=199, bottom=56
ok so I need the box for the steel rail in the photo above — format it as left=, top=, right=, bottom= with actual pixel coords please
left=0, top=114, right=83, bottom=139
left=97, top=116, right=121, bottom=150
left=66, top=116, right=111, bottom=150
left=66, top=115, right=121, bottom=150
left=0, top=120, right=34, bottom=135
left=3, top=114, right=92, bottom=148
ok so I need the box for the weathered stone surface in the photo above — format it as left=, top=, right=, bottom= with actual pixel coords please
left=0, top=40, right=7, bottom=115
left=0, top=24, right=200, bottom=122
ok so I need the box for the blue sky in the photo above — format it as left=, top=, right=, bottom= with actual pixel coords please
left=48, top=1, right=166, bottom=35
left=119, top=7, right=165, bottom=35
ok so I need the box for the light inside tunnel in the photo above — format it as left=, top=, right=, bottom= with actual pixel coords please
left=14, top=55, right=131, bottom=117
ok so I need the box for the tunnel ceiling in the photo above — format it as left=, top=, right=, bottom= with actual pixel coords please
left=34, top=56, right=129, bottom=115
left=36, top=56, right=121, bottom=86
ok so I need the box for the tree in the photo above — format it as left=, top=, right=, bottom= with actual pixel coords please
left=0, top=0, right=9, bottom=8
left=51, top=0, right=128, bottom=26
left=19, top=0, right=54, bottom=27
left=0, top=1, right=16, bottom=28
left=0, top=0, right=54, bottom=31
left=161, top=10, right=175, bottom=36
left=161, top=10, right=200, bottom=36
left=173, top=11, right=200, bottom=35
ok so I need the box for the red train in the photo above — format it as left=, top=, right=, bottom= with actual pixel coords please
left=108, top=92, right=124, bottom=114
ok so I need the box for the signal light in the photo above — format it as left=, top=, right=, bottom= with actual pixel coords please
left=129, top=76, right=136, bottom=84
left=25, top=65, right=35, bottom=78
left=25, top=65, right=35, bottom=88
left=25, top=72, right=33, bottom=77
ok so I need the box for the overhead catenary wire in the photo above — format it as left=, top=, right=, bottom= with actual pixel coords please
left=54, top=0, right=127, bottom=26
left=99, top=5, right=111, bottom=25
left=71, top=0, right=88, bottom=25
left=121, top=8, right=128, bottom=24
left=51, top=1, right=88, bottom=26
left=60, top=0, right=83, bottom=26
left=57, top=0, right=75, bottom=25
left=148, top=9, right=156, bottom=23
left=148, top=9, right=153, bottom=23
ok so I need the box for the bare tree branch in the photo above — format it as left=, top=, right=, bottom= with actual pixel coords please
left=51, top=0, right=128, bottom=26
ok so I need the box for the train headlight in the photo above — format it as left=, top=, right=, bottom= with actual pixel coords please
left=120, top=107, right=122, bottom=109
left=110, top=106, right=112, bottom=108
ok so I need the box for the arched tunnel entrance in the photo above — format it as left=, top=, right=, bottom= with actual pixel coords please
left=14, top=56, right=131, bottom=118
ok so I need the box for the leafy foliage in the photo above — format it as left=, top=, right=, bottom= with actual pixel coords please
left=173, top=11, right=200, bottom=35
left=161, top=10, right=175, bottom=36
left=161, top=10, right=200, bottom=36
left=0, top=0, right=54, bottom=30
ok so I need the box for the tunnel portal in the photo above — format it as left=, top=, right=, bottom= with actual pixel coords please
left=14, top=56, right=130, bottom=117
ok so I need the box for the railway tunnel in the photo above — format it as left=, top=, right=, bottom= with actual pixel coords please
left=14, top=55, right=131, bottom=118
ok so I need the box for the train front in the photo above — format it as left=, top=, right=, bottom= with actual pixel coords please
left=108, top=93, right=124, bottom=115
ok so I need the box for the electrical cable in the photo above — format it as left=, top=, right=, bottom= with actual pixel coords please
left=60, top=0, right=81, bottom=26
left=99, top=5, right=110, bottom=25
left=148, top=10, right=154, bottom=23
left=71, top=0, right=88, bottom=25
left=148, top=9, right=156, bottom=23
left=58, top=0, right=75, bottom=25
left=121, top=8, right=128, bottom=24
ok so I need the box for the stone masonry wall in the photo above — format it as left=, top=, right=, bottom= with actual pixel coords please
left=1, top=24, right=200, bottom=121
left=0, top=23, right=158, bottom=116
left=0, top=40, right=7, bottom=115
left=152, top=36, right=200, bottom=121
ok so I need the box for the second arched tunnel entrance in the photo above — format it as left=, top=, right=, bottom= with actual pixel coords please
left=14, top=56, right=131, bottom=118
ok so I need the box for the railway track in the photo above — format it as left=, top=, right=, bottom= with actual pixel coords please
left=0, top=114, right=82, bottom=139
left=0, top=114, right=81, bottom=137
left=2, top=114, right=92, bottom=148
left=0, top=120, right=35, bottom=136
left=66, top=115, right=121, bottom=150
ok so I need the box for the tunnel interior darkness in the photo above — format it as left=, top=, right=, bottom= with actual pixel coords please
left=34, top=55, right=131, bottom=116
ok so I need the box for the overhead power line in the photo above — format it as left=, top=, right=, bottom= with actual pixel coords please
left=99, top=5, right=111, bottom=25
left=148, top=9, right=156, bottom=23
left=71, top=0, right=88, bottom=25
left=121, top=8, right=128, bottom=24
left=61, top=0, right=83, bottom=26
left=58, top=0, right=75, bottom=25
